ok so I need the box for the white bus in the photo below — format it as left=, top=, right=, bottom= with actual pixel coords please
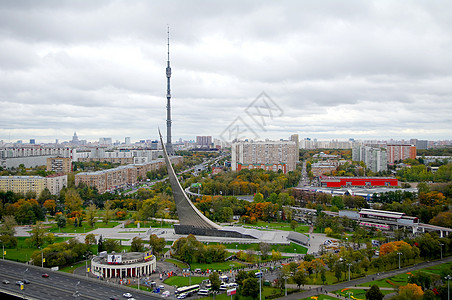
left=175, top=285, right=200, bottom=295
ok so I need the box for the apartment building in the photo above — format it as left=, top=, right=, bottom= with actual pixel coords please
left=231, top=140, right=297, bottom=173
left=0, top=174, right=67, bottom=196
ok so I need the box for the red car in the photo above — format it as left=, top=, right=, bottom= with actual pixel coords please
left=42, top=274, right=49, bottom=278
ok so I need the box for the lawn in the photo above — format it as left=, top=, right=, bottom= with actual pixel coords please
left=335, top=288, right=394, bottom=299
left=164, top=275, right=208, bottom=287
left=300, top=295, right=338, bottom=300
left=207, top=242, right=308, bottom=254
left=4, top=236, right=67, bottom=262
left=47, top=221, right=120, bottom=234
left=165, top=258, right=189, bottom=269
left=244, top=221, right=309, bottom=233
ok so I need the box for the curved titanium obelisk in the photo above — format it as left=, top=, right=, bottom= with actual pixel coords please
left=159, top=130, right=221, bottom=233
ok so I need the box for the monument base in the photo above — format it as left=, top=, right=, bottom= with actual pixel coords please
left=174, top=224, right=258, bottom=239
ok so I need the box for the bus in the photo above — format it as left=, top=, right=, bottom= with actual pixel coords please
left=175, top=285, right=200, bottom=295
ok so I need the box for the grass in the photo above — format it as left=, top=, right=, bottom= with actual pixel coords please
left=47, top=221, right=120, bottom=234
left=206, top=242, right=308, bottom=254
left=300, top=295, right=338, bottom=300
left=243, top=221, right=310, bottom=233
left=335, top=288, right=394, bottom=299
left=165, top=258, right=189, bottom=269
left=4, top=236, right=67, bottom=262
left=59, top=261, right=87, bottom=273
left=164, top=276, right=208, bottom=286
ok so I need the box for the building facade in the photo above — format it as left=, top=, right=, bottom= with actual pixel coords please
left=0, top=174, right=67, bottom=196
left=91, top=252, right=157, bottom=279
left=231, top=140, right=297, bottom=173
left=75, top=156, right=183, bottom=194
left=319, top=176, right=398, bottom=188
left=46, top=157, right=72, bottom=174
left=386, top=145, right=416, bottom=163
left=352, top=145, right=387, bottom=173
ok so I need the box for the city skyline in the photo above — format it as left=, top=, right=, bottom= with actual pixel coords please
left=1, top=1, right=451, bottom=143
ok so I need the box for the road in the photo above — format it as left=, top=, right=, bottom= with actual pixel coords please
left=0, top=260, right=161, bottom=300
left=280, top=256, right=452, bottom=300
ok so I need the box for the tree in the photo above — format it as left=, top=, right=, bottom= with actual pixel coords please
left=0, top=215, right=17, bottom=236
left=209, top=272, right=221, bottom=297
left=104, top=200, right=112, bottom=224
left=290, top=220, right=298, bottom=230
left=242, top=277, right=259, bottom=299
left=29, top=221, right=47, bottom=248
left=86, top=204, right=97, bottom=227
left=55, top=214, right=66, bottom=228
left=43, top=200, right=56, bottom=215
left=366, top=284, right=384, bottom=300
left=149, top=234, right=166, bottom=256
left=398, top=284, right=424, bottom=300
left=103, top=239, right=121, bottom=253
left=293, top=271, right=307, bottom=288
left=64, top=189, right=83, bottom=212
left=85, top=233, right=96, bottom=246
left=259, top=242, right=271, bottom=260
left=131, top=237, right=145, bottom=252
left=421, top=290, right=436, bottom=300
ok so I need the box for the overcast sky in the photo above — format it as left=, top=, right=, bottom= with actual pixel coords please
left=1, top=0, right=451, bottom=144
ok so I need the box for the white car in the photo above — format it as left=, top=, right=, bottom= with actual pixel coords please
left=176, top=293, right=187, bottom=299
left=161, top=291, right=170, bottom=298
left=123, top=293, right=133, bottom=298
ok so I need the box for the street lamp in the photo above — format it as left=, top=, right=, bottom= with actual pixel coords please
left=73, top=281, right=80, bottom=299
left=446, top=275, right=452, bottom=300
left=440, top=243, right=444, bottom=260
left=39, top=247, right=44, bottom=268
left=1, top=240, right=5, bottom=260
left=397, top=252, right=403, bottom=269
left=347, top=263, right=352, bottom=281
left=283, top=275, right=288, bottom=297
left=23, top=268, right=28, bottom=282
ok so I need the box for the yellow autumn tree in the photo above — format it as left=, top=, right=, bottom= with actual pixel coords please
left=399, top=283, right=424, bottom=300
left=379, top=240, right=411, bottom=256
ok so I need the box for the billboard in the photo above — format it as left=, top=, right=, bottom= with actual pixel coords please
left=107, top=254, right=122, bottom=264
left=144, top=252, right=153, bottom=261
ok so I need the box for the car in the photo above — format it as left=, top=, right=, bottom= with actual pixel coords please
left=23, top=279, right=30, bottom=284
left=161, top=291, right=170, bottom=298
left=176, top=293, right=187, bottom=299
left=2, top=280, right=10, bottom=284
left=109, top=297, right=119, bottom=300
left=16, top=281, right=24, bottom=286
left=123, top=293, right=133, bottom=298
left=42, top=274, right=49, bottom=278
left=159, top=285, right=165, bottom=290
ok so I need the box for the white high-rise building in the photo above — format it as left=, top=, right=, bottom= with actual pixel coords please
left=352, top=145, right=387, bottom=173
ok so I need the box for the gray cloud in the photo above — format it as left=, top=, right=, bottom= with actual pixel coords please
left=0, top=0, right=451, bottom=143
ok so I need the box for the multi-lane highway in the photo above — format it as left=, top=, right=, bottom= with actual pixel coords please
left=0, top=260, right=160, bottom=300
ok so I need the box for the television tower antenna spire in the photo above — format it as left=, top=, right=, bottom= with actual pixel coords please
left=165, top=26, right=174, bottom=155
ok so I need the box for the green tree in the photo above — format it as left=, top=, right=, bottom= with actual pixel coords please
left=242, top=277, right=259, bottom=299
left=29, top=221, right=46, bottom=248
left=290, top=220, right=298, bottom=230
left=259, top=242, right=270, bottom=260
left=103, top=239, right=121, bottom=253
left=209, top=272, right=221, bottom=297
left=85, top=233, right=96, bottom=246
left=293, top=271, right=307, bottom=288
left=421, top=290, right=436, bottom=300
left=131, top=237, right=145, bottom=252
left=149, top=234, right=166, bottom=256
left=0, top=215, right=17, bottom=236
left=86, top=204, right=97, bottom=227
left=56, top=214, right=66, bottom=228
left=104, top=200, right=112, bottom=224
left=366, top=284, right=384, bottom=300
